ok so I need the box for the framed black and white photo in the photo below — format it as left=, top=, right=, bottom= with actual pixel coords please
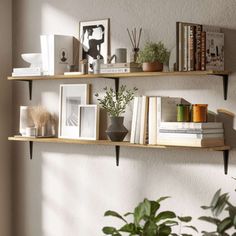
left=59, top=84, right=89, bottom=139
left=78, top=105, right=99, bottom=140
left=79, top=19, right=110, bottom=72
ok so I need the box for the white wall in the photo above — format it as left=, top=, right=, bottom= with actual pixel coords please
left=0, top=0, right=12, bottom=236
left=12, top=0, right=236, bottom=235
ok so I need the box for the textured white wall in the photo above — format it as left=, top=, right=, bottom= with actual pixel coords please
left=0, top=0, right=12, bottom=236
left=12, top=0, right=236, bottom=235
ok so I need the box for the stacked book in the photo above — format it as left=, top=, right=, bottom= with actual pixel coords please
left=12, top=67, right=42, bottom=77
left=158, top=122, right=224, bottom=147
left=130, top=96, right=224, bottom=147
left=100, top=62, right=142, bottom=73
left=176, top=22, right=224, bottom=71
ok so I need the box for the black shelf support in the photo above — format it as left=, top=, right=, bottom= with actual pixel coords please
left=222, top=74, right=228, bottom=100
left=223, top=150, right=229, bottom=175
left=22, top=80, right=33, bottom=100
left=106, top=77, right=120, bottom=93
left=215, top=74, right=228, bottom=100
left=115, top=145, right=120, bottom=166
left=29, top=141, right=33, bottom=160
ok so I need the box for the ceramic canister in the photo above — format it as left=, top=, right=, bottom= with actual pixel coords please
left=192, top=104, right=208, bottom=122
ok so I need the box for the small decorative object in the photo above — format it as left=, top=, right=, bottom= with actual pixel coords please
left=95, top=85, right=137, bottom=141
left=177, top=104, right=190, bottom=122
left=59, top=84, right=89, bottom=139
left=192, top=104, right=208, bottom=122
left=25, top=127, right=36, bottom=137
left=108, top=48, right=127, bottom=63
left=79, top=19, right=110, bottom=72
left=78, top=105, right=99, bottom=140
left=21, top=53, right=42, bottom=68
left=19, top=106, right=34, bottom=136
left=30, top=106, right=50, bottom=136
left=138, top=41, right=170, bottom=72
left=127, top=27, right=142, bottom=63
left=49, top=113, right=57, bottom=136
left=92, top=55, right=104, bottom=74
left=80, top=59, right=88, bottom=74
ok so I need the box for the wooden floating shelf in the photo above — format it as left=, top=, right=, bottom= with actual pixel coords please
left=8, top=70, right=230, bottom=81
left=8, top=136, right=230, bottom=151
left=8, top=136, right=230, bottom=174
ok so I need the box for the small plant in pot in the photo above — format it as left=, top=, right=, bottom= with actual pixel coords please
left=95, top=85, right=137, bottom=141
left=138, top=41, right=170, bottom=72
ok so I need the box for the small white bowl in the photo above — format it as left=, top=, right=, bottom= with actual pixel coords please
left=21, top=53, right=42, bottom=67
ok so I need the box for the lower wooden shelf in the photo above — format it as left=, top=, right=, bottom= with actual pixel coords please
left=8, top=136, right=231, bottom=174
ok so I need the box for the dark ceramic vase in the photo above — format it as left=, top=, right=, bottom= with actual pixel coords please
left=106, top=117, right=128, bottom=141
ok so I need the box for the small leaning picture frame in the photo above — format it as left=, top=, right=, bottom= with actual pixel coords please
left=79, top=18, right=110, bottom=72
left=59, top=84, right=90, bottom=139
left=78, top=105, right=99, bottom=140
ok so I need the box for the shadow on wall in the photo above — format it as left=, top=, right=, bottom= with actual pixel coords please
left=217, top=109, right=236, bottom=148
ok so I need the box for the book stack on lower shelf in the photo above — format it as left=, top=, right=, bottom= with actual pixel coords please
left=130, top=96, right=224, bottom=147
left=158, top=122, right=224, bottom=147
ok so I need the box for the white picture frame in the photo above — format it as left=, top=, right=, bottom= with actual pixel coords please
left=59, top=84, right=89, bottom=139
left=78, top=105, right=99, bottom=140
left=79, top=18, right=110, bottom=72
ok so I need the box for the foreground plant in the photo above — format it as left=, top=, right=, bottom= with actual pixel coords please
left=102, top=197, right=197, bottom=236
left=95, top=85, right=137, bottom=117
left=199, top=179, right=236, bottom=235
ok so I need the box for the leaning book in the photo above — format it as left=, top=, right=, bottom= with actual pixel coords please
left=206, top=32, right=224, bottom=71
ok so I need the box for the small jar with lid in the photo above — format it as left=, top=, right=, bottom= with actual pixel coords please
left=192, top=104, right=208, bottom=122
left=177, top=104, right=190, bottom=122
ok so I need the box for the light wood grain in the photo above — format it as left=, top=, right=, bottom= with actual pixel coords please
left=8, top=70, right=230, bottom=81
left=8, top=136, right=230, bottom=151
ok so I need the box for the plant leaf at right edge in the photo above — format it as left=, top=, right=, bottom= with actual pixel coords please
left=217, top=217, right=233, bottom=233
left=104, top=210, right=127, bottom=223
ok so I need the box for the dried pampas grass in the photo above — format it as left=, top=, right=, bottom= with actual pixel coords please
left=30, top=106, right=50, bottom=128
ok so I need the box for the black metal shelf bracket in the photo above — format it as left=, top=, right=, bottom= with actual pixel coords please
left=222, top=75, right=228, bottom=101
left=115, top=145, right=120, bottom=166
left=29, top=141, right=33, bottom=160
left=105, top=77, right=120, bottom=94
left=22, top=80, right=33, bottom=100
left=215, top=74, right=228, bottom=100
left=223, top=150, right=229, bottom=175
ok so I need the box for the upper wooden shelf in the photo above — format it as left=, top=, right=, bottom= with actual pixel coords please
left=8, top=70, right=230, bottom=81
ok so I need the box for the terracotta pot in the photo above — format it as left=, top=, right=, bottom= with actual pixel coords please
left=142, top=61, right=163, bottom=72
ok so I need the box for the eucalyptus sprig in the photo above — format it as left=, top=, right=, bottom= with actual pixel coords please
left=95, top=85, right=138, bottom=117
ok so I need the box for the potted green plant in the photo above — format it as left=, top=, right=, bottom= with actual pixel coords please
left=95, top=85, right=137, bottom=141
left=102, top=197, right=197, bottom=236
left=138, top=41, right=170, bottom=72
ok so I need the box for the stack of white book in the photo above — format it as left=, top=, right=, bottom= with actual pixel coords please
left=12, top=67, right=42, bottom=77
left=158, top=122, right=224, bottom=147
left=130, top=96, right=224, bottom=147
left=100, top=63, right=142, bottom=74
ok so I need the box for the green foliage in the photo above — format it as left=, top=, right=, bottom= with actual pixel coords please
left=102, top=197, right=197, bottom=236
left=95, top=85, right=137, bottom=117
left=137, top=42, right=170, bottom=64
left=199, top=187, right=236, bottom=236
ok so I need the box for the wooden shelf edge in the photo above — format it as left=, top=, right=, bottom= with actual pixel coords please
left=8, top=136, right=230, bottom=151
left=7, top=70, right=230, bottom=81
